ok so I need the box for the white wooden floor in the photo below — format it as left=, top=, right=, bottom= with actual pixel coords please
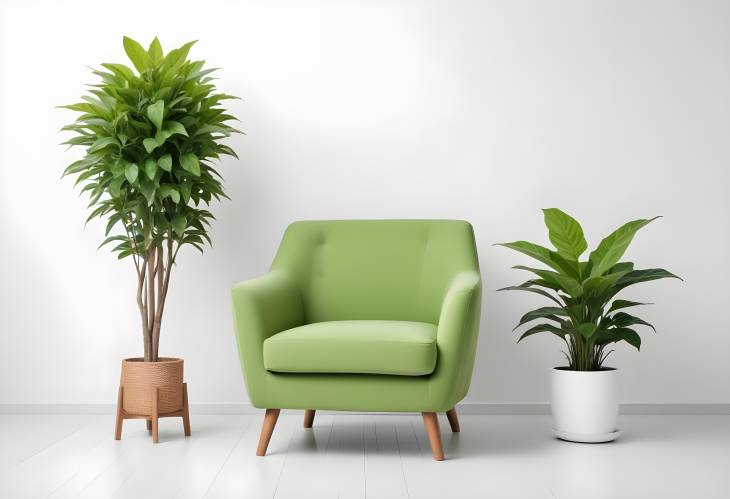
left=0, top=414, right=727, bottom=498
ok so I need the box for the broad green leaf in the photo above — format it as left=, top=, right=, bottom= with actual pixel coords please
left=147, top=100, right=164, bottom=129
left=607, top=300, right=647, bottom=314
left=171, top=214, right=187, bottom=236
left=122, top=36, right=152, bottom=73
left=162, top=40, right=197, bottom=73
left=575, top=323, right=598, bottom=339
left=88, top=136, right=117, bottom=153
left=143, top=137, right=158, bottom=153
left=159, top=185, right=180, bottom=203
left=158, top=153, right=172, bottom=171
left=162, top=120, right=187, bottom=137
left=180, top=152, right=200, bottom=176
left=144, top=159, right=157, bottom=179
left=542, top=208, right=587, bottom=260
left=583, top=270, right=629, bottom=299
left=178, top=180, right=192, bottom=203
left=139, top=179, right=156, bottom=205
left=589, top=217, right=660, bottom=277
left=514, top=306, right=567, bottom=330
left=614, top=268, right=682, bottom=290
left=148, top=37, right=163, bottom=63
left=517, top=323, right=567, bottom=343
left=593, top=327, right=641, bottom=350
left=513, top=265, right=583, bottom=297
left=497, top=283, right=563, bottom=305
left=124, top=163, right=138, bottom=183
left=609, top=312, right=656, bottom=332
left=495, top=241, right=578, bottom=278
left=108, top=176, right=125, bottom=198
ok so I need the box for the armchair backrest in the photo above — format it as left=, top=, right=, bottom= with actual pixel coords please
left=271, top=220, right=479, bottom=324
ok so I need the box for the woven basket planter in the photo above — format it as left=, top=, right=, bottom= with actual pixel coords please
left=120, top=357, right=184, bottom=416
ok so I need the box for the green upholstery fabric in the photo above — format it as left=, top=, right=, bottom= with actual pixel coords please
left=231, top=220, right=482, bottom=413
left=263, top=320, right=438, bottom=376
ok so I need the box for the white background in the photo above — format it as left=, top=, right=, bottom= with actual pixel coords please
left=0, top=0, right=728, bottom=406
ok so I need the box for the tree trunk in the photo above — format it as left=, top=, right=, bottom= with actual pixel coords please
left=135, top=238, right=175, bottom=363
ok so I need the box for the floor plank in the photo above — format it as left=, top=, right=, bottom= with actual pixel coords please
left=0, top=415, right=89, bottom=473
left=203, top=414, right=297, bottom=498
left=364, top=415, right=410, bottom=499
left=0, top=414, right=727, bottom=499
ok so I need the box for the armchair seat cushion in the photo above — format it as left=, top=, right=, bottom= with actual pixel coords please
left=263, top=320, right=438, bottom=376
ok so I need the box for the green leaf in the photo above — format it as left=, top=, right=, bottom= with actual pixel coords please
left=513, top=265, right=583, bottom=297
left=124, top=163, right=138, bottom=183
left=100, top=63, right=135, bottom=82
left=98, top=235, right=128, bottom=250
left=607, top=300, right=647, bottom=314
left=148, top=37, right=163, bottom=63
left=575, top=323, right=598, bottom=339
left=88, top=136, right=117, bottom=153
left=614, top=268, right=682, bottom=290
left=171, top=214, right=187, bottom=236
left=497, top=283, right=563, bottom=305
left=144, top=159, right=157, bottom=179
left=517, top=323, right=567, bottom=343
left=542, top=208, right=587, bottom=260
left=139, top=179, right=156, bottom=205
left=162, top=120, right=187, bottom=137
left=147, top=100, right=164, bottom=129
left=143, top=137, right=158, bottom=153
left=609, top=312, right=656, bottom=332
left=514, top=306, right=567, bottom=330
left=162, top=40, right=197, bottom=73
left=122, top=36, right=152, bottom=73
left=589, top=217, right=660, bottom=277
left=594, top=327, right=641, bottom=350
left=158, top=153, right=172, bottom=171
left=159, top=184, right=180, bottom=204
left=180, top=152, right=200, bottom=176
left=583, top=270, right=629, bottom=299
left=495, top=241, right=578, bottom=278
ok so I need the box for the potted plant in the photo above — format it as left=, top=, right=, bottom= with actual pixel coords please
left=498, top=209, right=680, bottom=442
left=60, top=36, right=240, bottom=442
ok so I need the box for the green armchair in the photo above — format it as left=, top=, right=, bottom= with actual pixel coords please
left=231, top=220, right=482, bottom=460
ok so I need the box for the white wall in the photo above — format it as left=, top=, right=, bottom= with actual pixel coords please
left=1, top=0, right=728, bottom=406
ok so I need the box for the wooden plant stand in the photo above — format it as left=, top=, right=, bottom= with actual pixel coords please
left=114, top=382, right=191, bottom=443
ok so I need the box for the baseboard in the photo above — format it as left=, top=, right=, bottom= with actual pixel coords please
left=1, top=403, right=728, bottom=415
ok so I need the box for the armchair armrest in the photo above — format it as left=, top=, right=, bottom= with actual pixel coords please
left=431, top=270, right=482, bottom=410
left=231, top=270, right=303, bottom=404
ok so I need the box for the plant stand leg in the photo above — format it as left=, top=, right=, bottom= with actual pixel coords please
left=445, top=407, right=460, bottom=433
left=256, top=409, right=280, bottom=456
left=151, top=387, right=159, bottom=444
left=114, top=386, right=124, bottom=440
left=422, top=412, right=445, bottom=461
left=303, top=410, right=316, bottom=428
left=182, top=383, right=191, bottom=437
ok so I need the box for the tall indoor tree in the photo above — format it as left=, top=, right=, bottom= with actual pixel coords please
left=60, top=36, right=240, bottom=362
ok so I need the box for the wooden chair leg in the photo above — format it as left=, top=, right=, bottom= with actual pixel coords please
left=114, top=386, right=124, bottom=440
left=256, top=409, right=280, bottom=456
left=446, top=407, right=460, bottom=433
left=422, top=412, right=444, bottom=461
left=182, top=383, right=192, bottom=436
left=151, top=387, right=159, bottom=444
left=146, top=419, right=152, bottom=432
left=303, top=409, right=316, bottom=428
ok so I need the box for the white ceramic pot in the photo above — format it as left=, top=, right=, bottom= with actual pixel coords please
left=550, top=367, right=620, bottom=443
